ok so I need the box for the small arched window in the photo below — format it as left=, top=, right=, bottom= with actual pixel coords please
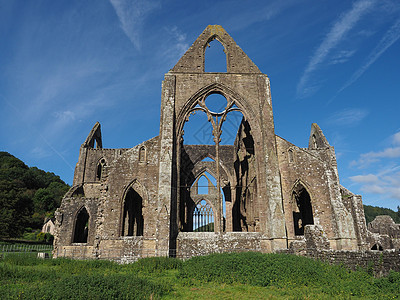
left=288, top=149, right=294, bottom=163
left=139, top=146, right=146, bottom=162
left=204, top=38, right=227, bottom=72
left=96, top=158, right=106, bottom=181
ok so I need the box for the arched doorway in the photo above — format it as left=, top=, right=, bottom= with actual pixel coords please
left=121, top=187, right=144, bottom=236
left=292, top=182, right=314, bottom=236
left=73, top=207, right=89, bottom=243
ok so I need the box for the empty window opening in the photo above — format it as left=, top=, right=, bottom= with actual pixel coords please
left=288, top=149, right=294, bottom=163
left=371, top=244, right=383, bottom=251
left=205, top=39, right=227, bottom=72
left=312, top=135, right=318, bottom=149
left=73, top=207, right=89, bottom=243
left=96, top=159, right=106, bottom=181
left=205, top=93, right=227, bottom=113
left=139, top=146, right=146, bottom=162
left=122, top=188, right=144, bottom=236
left=292, top=184, right=314, bottom=236
left=220, top=110, right=244, bottom=145
left=182, top=110, right=214, bottom=145
left=193, top=200, right=214, bottom=232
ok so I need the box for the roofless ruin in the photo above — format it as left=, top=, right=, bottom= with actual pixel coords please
left=53, top=25, right=398, bottom=261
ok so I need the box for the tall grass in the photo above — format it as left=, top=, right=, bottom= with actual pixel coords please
left=1, top=252, right=399, bottom=299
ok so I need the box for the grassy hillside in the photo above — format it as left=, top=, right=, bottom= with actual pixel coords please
left=0, top=252, right=399, bottom=299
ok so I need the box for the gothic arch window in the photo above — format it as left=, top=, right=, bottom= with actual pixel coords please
left=179, top=87, right=257, bottom=233
left=204, top=38, right=227, bottom=72
left=73, top=207, right=89, bottom=243
left=139, top=146, right=146, bottom=162
left=193, top=200, right=214, bottom=232
left=121, top=187, right=144, bottom=236
left=292, top=182, right=314, bottom=236
left=96, top=158, right=106, bottom=181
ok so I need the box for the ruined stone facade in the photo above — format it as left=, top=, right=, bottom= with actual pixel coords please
left=53, top=25, right=393, bottom=261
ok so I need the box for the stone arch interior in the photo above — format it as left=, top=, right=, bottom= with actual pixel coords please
left=292, top=182, right=314, bottom=236
left=73, top=207, right=89, bottom=243
left=121, top=187, right=144, bottom=236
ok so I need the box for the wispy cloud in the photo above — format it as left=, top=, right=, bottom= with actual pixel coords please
left=326, top=108, right=368, bottom=126
left=350, top=167, right=400, bottom=200
left=351, top=131, right=400, bottom=167
left=109, top=0, right=161, bottom=50
left=226, top=0, right=296, bottom=31
left=329, top=50, right=357, bottom=65
left=338, top=17, right=400, bottom=93
left=297, top=0, right=376, bottom=98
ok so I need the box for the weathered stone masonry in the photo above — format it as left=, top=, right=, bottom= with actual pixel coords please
left=53, top=25, right=399, bottom=265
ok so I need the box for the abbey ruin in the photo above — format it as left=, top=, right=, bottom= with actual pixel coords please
left=53, top=25, right=400, bottom=262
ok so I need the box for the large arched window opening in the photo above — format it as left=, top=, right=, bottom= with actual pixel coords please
left=121, top=188, right=144, bottom=236
left=73, top=207, right=89, bottom=243
left=292, top=182, right=314, bottom=236
left=179, top=91, right=256, bottom=233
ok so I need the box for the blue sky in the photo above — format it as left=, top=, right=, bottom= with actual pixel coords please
left=0, top=0, right=399, bottom=210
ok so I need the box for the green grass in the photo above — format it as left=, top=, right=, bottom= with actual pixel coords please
left=0, top=252, right=399, bottom=299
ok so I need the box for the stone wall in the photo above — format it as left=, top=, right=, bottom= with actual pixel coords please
left=305, top=249, right=400, bottom=277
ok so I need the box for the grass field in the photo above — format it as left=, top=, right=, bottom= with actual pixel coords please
left=0, top=252, right=399, bottom=299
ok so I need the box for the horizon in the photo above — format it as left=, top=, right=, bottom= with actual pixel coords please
left=0, top=0, right=399, bottom=209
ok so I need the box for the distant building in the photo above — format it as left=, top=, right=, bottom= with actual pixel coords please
left=42, top=218, right=55, bottom=235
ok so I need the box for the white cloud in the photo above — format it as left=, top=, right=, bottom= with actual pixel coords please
left=109, top=0, right=161, bottom=50
left=350, top=170, right=400, bottom=200
left=393, top=131, right=400, bottom=145
left=327, top=108, right=368, bottom=126
left=350, top=131, right=400, bottom=167
left=338, top=17, right=400, bottom=93
left=329, top=49, right=357, bottom=64
left=297, top=0, right=376, bottom=98
left=350, top=174, right=380, bottom=184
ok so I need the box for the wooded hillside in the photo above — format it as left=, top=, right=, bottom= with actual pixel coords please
left=0, top=152, right=69, bottom=238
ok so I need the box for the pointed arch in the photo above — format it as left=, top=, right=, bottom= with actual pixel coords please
left=139, top=146, right=147, bottom=162
left=120, top=179, right=147, bottom=237
left=291, top=180, right=314, bottom=236
left=82, top=122, right=102, bottom=149
left=96, top=158, right=107, bottom=181
left=176, top=82, right=259, bottom=140
left=204, top=37, right=227, bottom=72
left=72, top=206, right=90, bottom=243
